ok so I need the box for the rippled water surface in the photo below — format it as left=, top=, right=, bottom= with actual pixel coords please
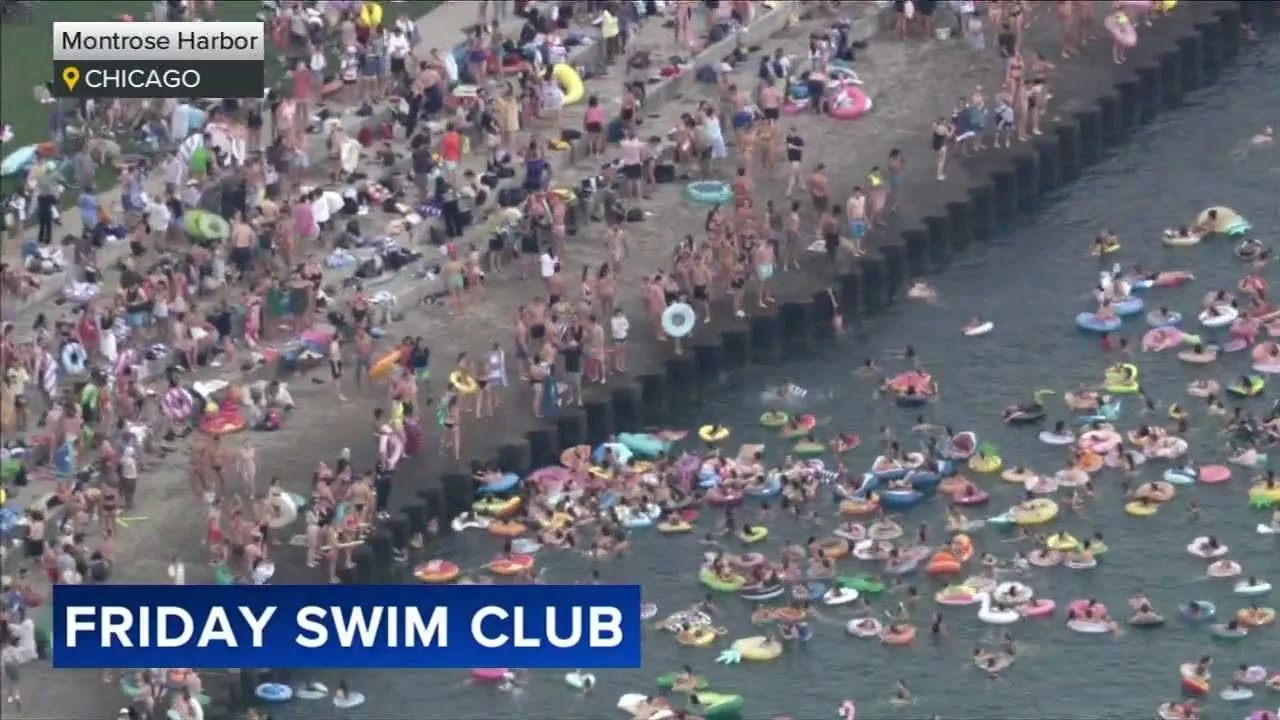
left=278, top=41, right=1280, bottom=720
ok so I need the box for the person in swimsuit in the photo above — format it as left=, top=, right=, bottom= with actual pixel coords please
left=329, top=332, right=347, bottom=402
left=932, top=117, right=953, bottom=180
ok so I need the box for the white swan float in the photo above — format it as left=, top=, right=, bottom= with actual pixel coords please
left=977, top=593, right=1020, bottom=625
left=846, top=617, right=883, bottom=638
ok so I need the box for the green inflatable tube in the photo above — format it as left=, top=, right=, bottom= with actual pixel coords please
left=759, top=411, right=789, bottom=428
left=689, top=691, right=745, bottom=720
left=699, top=567, right=746, bottom=592
left=793, top=441, right=825, bottom=457
left=656, top=672, right=709, bottom=691
left=618, top=432, right=669, bottom=458
left=837, top=574, right=885, bottom=593
left=684, top=180, right=733, bottom=206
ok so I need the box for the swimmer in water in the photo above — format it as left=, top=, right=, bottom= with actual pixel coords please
left=890, top=680, right=912, bottom=706
left=1251, top=126, right=1274, bottom=145
left=907, top=280, right=938, bottom=303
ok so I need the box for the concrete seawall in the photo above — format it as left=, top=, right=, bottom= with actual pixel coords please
left=320, top=0, right=1277, bottom=586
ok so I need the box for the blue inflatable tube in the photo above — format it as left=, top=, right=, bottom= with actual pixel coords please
left=870, top=466, right=907, bottom=482
left=684, top=180, right=734, bottom=206
left=1146, top=311, right=1182, bottom=328
left=1163, top=468, right=1196, bottom=484
left=592, top=442, right=633, bottom=465
left=1076, top=312, right=1122, bottom=333
left=617, top=432, right=669, bottom=458
left=1113, top=297, right=1145, bottom=317
left=1130, top=278, right=1155, bottom=292
left=878, top=489, right=923, bottom=510
left=907, top=471, right=940, bottom=492
left=477, top=473, right=520, bottom=495
left=746, top=476, right=782, bottom=499
left=256, top=683, right=294, bottom=702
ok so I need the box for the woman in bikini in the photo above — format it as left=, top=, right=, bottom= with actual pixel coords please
left=441, top=394, right=462, bottom=460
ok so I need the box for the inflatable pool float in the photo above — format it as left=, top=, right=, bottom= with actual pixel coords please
left=1180, top=675, right=1210, bottom=696
left=1181, top=601, right=1217, bottom=622
left=1236, top=607, right=1276, bottom=626
left=1210, top=623, right=1249, bottom=640
left=952, top=488, right=990, bottom=506
left=1066, top=618, right=1111, bottom=634
left=1250, top=483, right=1280, bottom=502
left=1162, top=229, right=1203, bottom=246
left=1227, top=375, right=1266, bottom=398
left=487, top=521, right=526, bottom=538
left=449, top=371, right=479, bottom=395
left=1187, top=538, right=1228, bottom=558
left=879, top=624, right=917, bottom=645
left=907, top=471, right=941, bottom=492
left=1125, top=501, right=1158, bottom=517
left=662, top=303, right=696, bottom=339
left=794, top=440, right=826, bottom=457
left=828, top=85, right=872, bottom=120
left=1219, top=686, right=1253, bottom=702
left=473, top=495, right=522, bottom=517
left=1027, top=548, right=1061, bottom=568
left=993, top=582, right=1034, bottom=605
left=823, top=586, right=861, bottom=605
left=471, top=668, right=510, bottom=683
left=657, top=518, right=693, bottom=534
left=1055, top=468, right=1090, bottom=487
left=1259, top=523, right=1280, bottom=535
left=415, top=559, right=460, bottom=583
left=331, top=691, right=365, bottom=708
left=617, top=693, right=675, bottom=719
left=1039, top=430, right=1075, bottom=445
left=964, top=321, right=994, bottom=337
left=451, top=513, right=492, bottom=532
left=1105, top=11, right=1138, bottom=47
left=510, top=538, right=541, bottom=554
left=655, top=672, right=708, bottom=691
left=1236, top=665, right=1269, bottom=685
left=739, top=525, right=769, bottom=544
left=685, top=691, right=743, bottom=720
left=732, top=635, right=782, bottom=661
left=740, top=582, right=785, bottom=601
left=685, top=180, right=733, bottom=206
left=1134, top=481, right=1175, bottom=504
left=255, top=683, right=294, bottom=702
left=1046, top=533, right=1080, bottom=551
left=1195, top=206, right=1251, bottom=235
left=925, top=549, right=961, bottom=577
left=551, top=63, right=584, bottom=104
left=706, top=487, right=743, bottom=507
left=698, top=424, right=731, bottom=443
left=1200, top=305, right=1239, bottom=328
left=1114, top=296, right=1145, bottom=317
left=640, top=603, right=659, bottom=621
left=1103, top=363, right=1141, bottom=394
left=700, top=566, right=746, bottom=592
left=846, top=617, right=883, bottom=638
left=482, top=552, right=532, bottom=576
left=1234, top=579, right=1272, bottom=595
left=1144, top=327, right=1184, bottom=351
left=839, top=574, right=886, bottom=594
left=1009, top=498, right=1058, bottom=526
left=1025, top=475, right=1059, bottom=495
left=969, top=453, right=1003, bottom=474
left=816, top=537, right=850, bottom=559
left=1018, top=598, right=1057, bottom=618
left=839, top=497, right=879, bottom=516
left=593, top=442, right=634, bottom=467
left=676, top=626, right=719, bottom=647
left=1199, top=465, right=1231, bottom=484
left=879, top=489, right=923, bottom=511
left=944, top=432, right=978, bottom=459
left=476, top=472, right=520, bottom=496
left=977, top=594, right=1020, bottom=625
left=934, top=585, right=980, bottom=606
left=759, top=410, right=790, bottom=428
left=1076, top=312, right=1122, bottom=333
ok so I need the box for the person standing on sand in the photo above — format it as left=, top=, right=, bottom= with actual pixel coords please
left=846, top=187, right=868, bottom=257
left=329, top=332, right=348, bottom=403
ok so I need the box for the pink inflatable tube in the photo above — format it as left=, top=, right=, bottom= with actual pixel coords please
left=952, top=490, right=990, bottom=506
left=783, top=101, right=808, bottom=116
left=1198, top=465, right=1230, bottom=484
left=1105, top=13, right=1138, bottom=48
left=1143, top=328, right=1182, bottom=352
left=471, top=668, right=509, bottom=682
left=1018, top=599, right=1056, bottom=619
left=828, top=87, right=872, bottom=121
left=526, top=465, right=570, bottom=488
left=1067, top=599, right=1107, bottom=617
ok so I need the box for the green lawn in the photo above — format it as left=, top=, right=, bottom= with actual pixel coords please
left=0, top=0, right=440, bottom=200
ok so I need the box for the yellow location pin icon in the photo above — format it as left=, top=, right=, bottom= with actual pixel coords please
left=62, top=66, right=81, bottom=93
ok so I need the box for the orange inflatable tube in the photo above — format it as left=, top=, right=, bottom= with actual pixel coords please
left=488, top=521, right=526, bottom=538
left=950, top=533, right=974, bottom=562
left=817, top=537, right=849, bottom=559
left=881, top=625, right=917, bottom=645
left=487, top=554, right=535, bottom=576
left=1076, top=451, right=1104, bottom=473
left=839, top=497, right=880, bottom=516
left=925, top=550, right=961, bottom=577
left=200, top=411, right=246, bottom=436
left=369, top=349, right=404, bottom=381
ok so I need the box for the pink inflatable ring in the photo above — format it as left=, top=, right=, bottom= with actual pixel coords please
left=828, top=86, right=872, bottom=121
left=471, top=668, right=509, bottom=683
left=1199, top=465, right=1231, bottom=484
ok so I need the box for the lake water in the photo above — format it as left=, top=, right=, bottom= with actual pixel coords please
left=276, top=40, right=1280, bottom=720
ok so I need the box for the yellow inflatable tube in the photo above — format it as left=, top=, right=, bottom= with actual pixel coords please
left=732, top=636, right=783, bottom=661
left=358, top=2, right=383, bottom=28
left=552, top=63, right=585, bottom=105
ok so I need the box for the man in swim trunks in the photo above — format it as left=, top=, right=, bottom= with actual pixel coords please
left=846, top=187, right=868, bottom=256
